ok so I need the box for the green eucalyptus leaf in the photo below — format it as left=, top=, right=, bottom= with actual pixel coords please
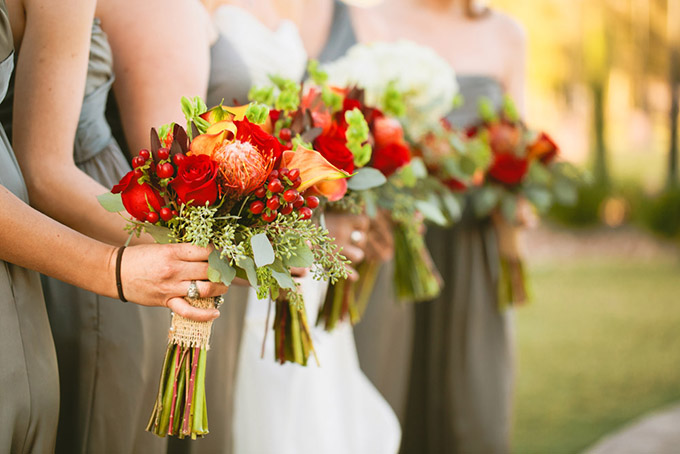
left=415, top=200, right=448, bottom=226
left=209, top=250, right=236, bottom=286
left=97, top=192, right=125, bottom=213
left=362, top=190, right=378, bottom=218
left=285, top=241, right=314, bottom=268
left=441, top=190, right=463, bottom=222
left=236, top=256, right=258, bottom=287
left=269, top=260, right=296, bottom=289
left=473, top=186, right=500, bottom=217
left=251, top=233, right=275, bottom=267
left=347, top=167, right=387, bottom=191
left=524, top=186, right=553, bottom=213
left=501, top=195, right=518, bottom=222
left=409, top=158, right=428, bottom=179
left=553, top=178, right=578, bottom=206
left=144, top=224, right=173, bottom=244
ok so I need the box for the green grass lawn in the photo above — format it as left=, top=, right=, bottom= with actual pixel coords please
left=512, top=258, right=680, bottom=454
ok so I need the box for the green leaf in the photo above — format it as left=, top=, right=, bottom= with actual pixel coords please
left=236, top=256, right=258, bottom=287
left=144, top=224, right=173, bottom=244
left=269, top=260, right=296, bottom=289
left=553, top=178, right=578, bottom=206
left=416, top=199, right=448, bottom=227
left=347, top=167, right=387, bottom=191
left=208, top=250, right=236, bottom=286
left=97, top=192, right=125, bottom=213
left=524, top=186, right=553, bottom=213
left=251, top=233, right=275, bottom=267
left=473, top=186, right=500, bottom=217
left=362, top=190, right=378, bottom=218
left=284, top=241, right=314, bottom=268
left=501, top=194, right=518, bottom=222
left=409, top=158, right=428, bottom=179
left=441, top=190, right=463, bottom=222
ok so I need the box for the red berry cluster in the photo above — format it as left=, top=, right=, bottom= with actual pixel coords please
left=249, top=167, right=320, bottom=223
left=131, top=147, right=180, bottom=223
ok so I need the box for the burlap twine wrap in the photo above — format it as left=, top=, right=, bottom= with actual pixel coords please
left=168, top=297, right=214, bottom=350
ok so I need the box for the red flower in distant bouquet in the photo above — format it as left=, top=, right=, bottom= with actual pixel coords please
left=487, top=121, right=522, bottom=155
left=170, top=154, right=219, bottom=207
left=373, top=116, right=405, bottom=149
left=111, top=171, right=164, bottom=220
left=527, top=132, right=559, bottom=164
left=488, top=152, right=529, bottom=185
left=372, top=142, right=411, bottom=177
left=314, top=124, right=355, bottom=174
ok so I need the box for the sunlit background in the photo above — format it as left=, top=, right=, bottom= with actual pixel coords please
left=491, top=1, right=680, bottom=453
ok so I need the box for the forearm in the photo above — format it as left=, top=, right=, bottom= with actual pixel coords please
left=20, top=158, right=140, bottom=246
left=0, top=185, right=118, bottom=298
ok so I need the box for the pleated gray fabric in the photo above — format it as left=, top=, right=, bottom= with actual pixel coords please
left=166, top=33, right=250, bottom=454
left=0, top=19, right=170, bottom=454
left=0, top=4, right=60, bottom=451
left=401, top=76, right=514, bottom=454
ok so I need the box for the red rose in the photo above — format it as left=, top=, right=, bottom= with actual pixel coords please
left=170, top=154, right=219, bottom=206
left=313, top=124, right=355, bottom=174
left=112, top=171, right=164, bottom=220
left=527, top=132, right=559, bottom=164
left=488, top=152, right=529, bottom=185
left=234, top=118, right=282, bottom=164
left=372, top=142, right=411, bottom=177
left=342, top=97, right=362, bottom=113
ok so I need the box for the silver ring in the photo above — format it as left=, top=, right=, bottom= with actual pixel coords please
left=214, top=295, right=224, bottom=308
left=187, top=280, right=200, bottom=299
left=350, top=230, right=365, bottom=245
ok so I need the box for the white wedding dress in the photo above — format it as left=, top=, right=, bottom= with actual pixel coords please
left=213, top=6, right=401, bottom=454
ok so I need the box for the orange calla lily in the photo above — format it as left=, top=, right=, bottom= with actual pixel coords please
left=280, top=147, right=349, bottom=201
left=189, top=130, right=229, bottom=157
left=313, top=178, right=348, bottom=202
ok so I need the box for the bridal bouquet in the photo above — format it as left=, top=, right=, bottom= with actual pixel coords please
left=249, top=67, right=391, bottom=331
left=468, top=97, right=582, bottom=306
left=98, top=97, right=349, bottom=439
left=314, top=44, right=460, bottom=328
left=323, top=40, right=458, bottom=141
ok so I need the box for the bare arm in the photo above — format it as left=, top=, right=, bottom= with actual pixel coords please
left=10, top=0, right=135, bottom=246
left=0, top=185, right=224, bottom=321
left=502, top=15, right=527, bottom=116
left=100, top=0, right=211, bottom=154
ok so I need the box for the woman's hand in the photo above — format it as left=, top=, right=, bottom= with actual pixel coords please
left=364, top=210, right=394, bottom=263
left=119, top=243, right=226, bottom=322
left=326, top=212, right=369, bottom=264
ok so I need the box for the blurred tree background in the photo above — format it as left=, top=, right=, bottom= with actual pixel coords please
left=495, top=0, right=680, bottom=234
left=487, top=2, right=680, bottom=453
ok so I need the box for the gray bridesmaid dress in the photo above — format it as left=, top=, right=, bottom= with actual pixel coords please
left=0, top=3, right=60, bottom=452
left=0, top=19, right=169, bottom=454
left=166, top=34, right=251, bottom=454
left=401, top=76, right=513, bottom=454
left=317, top=0, right=416, bottom=424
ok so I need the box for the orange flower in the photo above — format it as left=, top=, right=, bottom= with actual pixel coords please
left=189, top=122, right=275, bottom=197
left=280, top=147, right=350, bottom=202
left=527, top=132, right=559, bottom=164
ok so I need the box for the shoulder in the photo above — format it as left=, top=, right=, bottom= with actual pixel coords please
left=486, top=10, right=527, bottom=52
